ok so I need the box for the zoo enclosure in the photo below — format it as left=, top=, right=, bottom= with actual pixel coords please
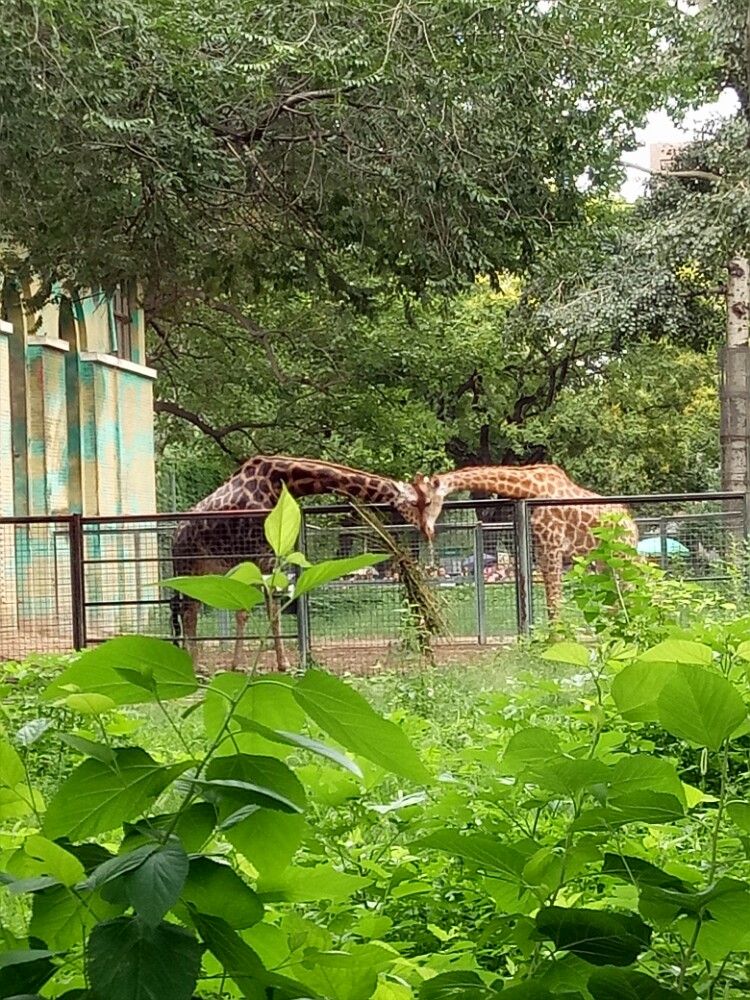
left=0, top=490, right=747, bottom=666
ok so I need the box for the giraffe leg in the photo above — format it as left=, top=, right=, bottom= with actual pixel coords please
left=182, top=600, right=200, bottom=664
left=539, top=553, right=564, bottom=620
left=265, top=592, right=288, bottom=672
left=232, top=610, right=248, bottom=671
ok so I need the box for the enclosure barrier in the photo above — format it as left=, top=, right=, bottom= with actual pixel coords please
left=0, top=490, right=746, bottom=667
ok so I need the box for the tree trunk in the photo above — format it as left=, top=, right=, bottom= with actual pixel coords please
left=720, top=257, right=750, bottom=494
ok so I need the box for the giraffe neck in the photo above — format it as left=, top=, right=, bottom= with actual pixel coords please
left=243, top=455, right=401, bottom=505
left=437, top=465, right=592, bottom=499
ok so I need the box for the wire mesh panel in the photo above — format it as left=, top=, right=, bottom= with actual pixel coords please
left=0, top=519, right=74, bottom=660
left=81, top=513, right=307, bottom=669
left=302, top=512, right=427, bottom=654
left=523, top=496, right=748, bottom=626
left=82, top=520, right=164, bottom=641
left=2, top=491, right=749, bottom=667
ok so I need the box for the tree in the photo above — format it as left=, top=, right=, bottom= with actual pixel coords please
left=152, top=272, right=723, bottom=498
left=0, top=0, right=710, bottom=302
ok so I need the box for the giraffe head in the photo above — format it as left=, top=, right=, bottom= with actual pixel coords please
left=412, top=473, right=450, bottom=541
left=391, top=480, right=429, bottom=535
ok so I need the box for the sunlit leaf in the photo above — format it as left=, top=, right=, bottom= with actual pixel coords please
left=263, top=485, right=301, bottom=557
left=657, top=665, right=747, bottom=750
left=293, top=669, right=431, bottom=783
left=44, top=636, right=198, bottom=706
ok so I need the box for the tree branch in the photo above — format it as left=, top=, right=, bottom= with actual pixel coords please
left=153, top=399, right=276, bottom=459
left=620, top=160, right=723, bottom=183
left=203, top=88, right=354, bottom=145
left=207, top=299, right=292, bottom=383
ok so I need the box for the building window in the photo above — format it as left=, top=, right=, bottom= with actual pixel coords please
left=111, top=283, right=135, bottom=360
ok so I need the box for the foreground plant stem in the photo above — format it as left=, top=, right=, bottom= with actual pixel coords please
left=677, top=741, right=730, bottom=992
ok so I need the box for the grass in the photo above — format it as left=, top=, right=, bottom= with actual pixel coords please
left=143, top=579, right=550, bottom=644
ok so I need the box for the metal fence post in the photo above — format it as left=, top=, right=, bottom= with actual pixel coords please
left=659, top=519, right=669, bottom=571
left=514, top=500, right=534, bottom=636
left=69, top=514, right=87, bottom=650
left=297, top=514, right=310, bottom=669
left=473, top=521, right=487, bottom=644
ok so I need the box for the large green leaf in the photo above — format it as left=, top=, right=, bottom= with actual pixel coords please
left=122, top=803, right=217, bottom=854
left=497, top=986, right=561, bottom=1000
left=204, top=674, right=305, bottom=742
left=227, top=562, right=264, bottom=585
left=160, top=575, right=265, bottom=611
left=588, top=968, right=682, bottom=999
left=0, top=951, right=56, bottom=1000
left=611, top=662, right=676, bottom=722
left=727, top=799, right=750, bottom=834
left=415, top=832, right=526, bottom=880
left=656, top=665, right=747, bottom=750
left=639, top=639, right=713, bottom=666
left=88, top=916, right=202, bottom=1000
left=263, top=485, right=301, bottom=558
left=23, top=835, right=85, bottom=888
left=693, top=888, right=750, bottom=961
left=203, top=754, right=306, bottom=813
left=30, top=883, right=122, bottom=951
left=535, top=906, right=650, bottom=966
left=233, top=717, right=363, bottom=777
left=0, top=740, right=25, bottom=788
left=192, top=912, right=311, bottom=999
left=541, top=642, right=591, bottom=666
left=226, top=810, right=305, bottom=877
left=0, top=740, right=37, bottom=821
left=572, top=791, right=685, bottom=831
left=123, top=841, right=189, bottom=927
left=608, top=756, right=686, bottom=806
left=499, top=728, right=561, bottom=774
left=257, top=863, right=372, bottom=903
left=43, top=637, right=198, bottom=706
left=601, top=854, right=688, bottom=891
left=529, top=758, right=610, bottom=797
left=638, top=876, right=748, bottom=917
left=292, top=554, right=388, bottom=598
left=180, top=857, right=263, bottom=930
left=44, top=748, right=190, bottom=840
left=286, top=942, right=394, bottom=1000
left=293, top=669, right=431, bottom=783
left=419, top=972, right=496, bottom=1000
left=84, top=845, right=160, bottom=892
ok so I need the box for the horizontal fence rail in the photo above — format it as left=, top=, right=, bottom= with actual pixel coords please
left=0, top=490, right=747, bottom=668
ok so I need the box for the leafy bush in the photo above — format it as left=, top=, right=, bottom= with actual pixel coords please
left=4, top=495, right=750, bottom=998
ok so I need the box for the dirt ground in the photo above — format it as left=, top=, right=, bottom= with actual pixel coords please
left=190, top=638, right=512, bottom=676
left=0, top=627, right=511, bottom=675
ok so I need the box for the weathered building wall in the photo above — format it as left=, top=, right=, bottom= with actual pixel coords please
left=0, top=281, right=157, bottom=644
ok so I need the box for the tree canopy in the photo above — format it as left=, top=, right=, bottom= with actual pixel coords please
left=0, top=0, right=737, bottom=502
left=1, top=0, right=710, bottom=298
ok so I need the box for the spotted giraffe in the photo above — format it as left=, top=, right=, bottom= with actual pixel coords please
left=170, top=455, right=426, bottom=670
left=413, top=464, right=638, bottom=617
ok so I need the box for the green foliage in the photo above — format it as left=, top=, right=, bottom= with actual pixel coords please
left=0, top=0, right=708, bottom=296
left=9, top=493, right=750, bottom=998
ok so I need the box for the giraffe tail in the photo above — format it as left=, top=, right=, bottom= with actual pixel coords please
left=170, top=592, right=184, bottom=646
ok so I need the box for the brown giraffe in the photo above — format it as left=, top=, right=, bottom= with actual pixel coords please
left=413, top=465, right=638, bottom=617
left=170, top=454, right=426, bottom=670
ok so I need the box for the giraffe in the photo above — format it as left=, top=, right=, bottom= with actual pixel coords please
left=170, top=454, right=426, bottom=670
left=413, top=465, right=638, bottom=618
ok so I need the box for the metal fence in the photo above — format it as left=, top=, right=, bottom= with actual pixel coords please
left=0, top=490, right=747, bottom=669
